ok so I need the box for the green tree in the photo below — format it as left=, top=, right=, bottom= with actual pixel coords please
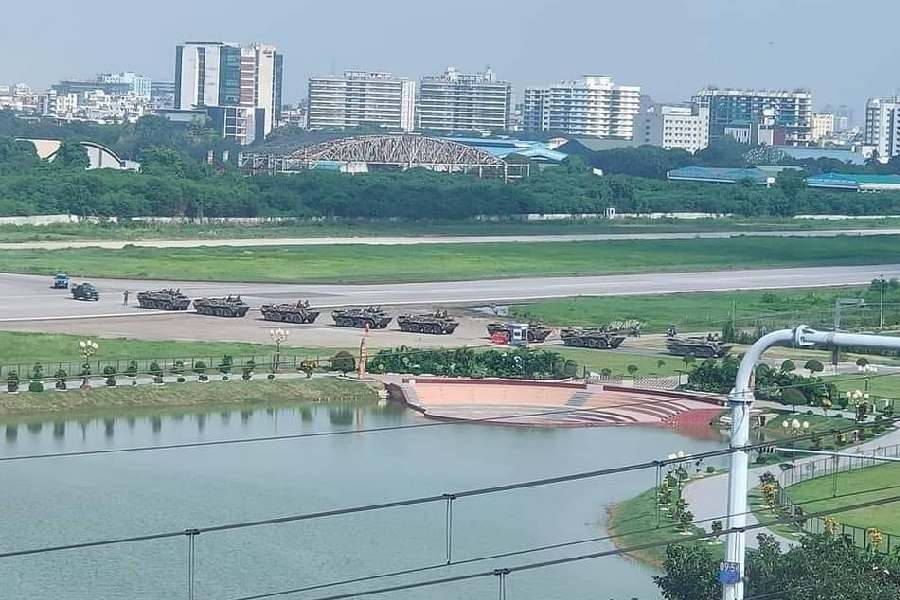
left=627, top=364, right=639, bottom=377
left=780, top=359, right=796, bottom=373
left=51, top=141, right=90, bottom=169
left=331, top=351, right=356, bottom=374
left=803, top=359, right=824, bottom=376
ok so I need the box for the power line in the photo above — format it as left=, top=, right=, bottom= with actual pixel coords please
left=2, top=415, right=896, bottom=561
left=293, top=493, right=900, bottom=600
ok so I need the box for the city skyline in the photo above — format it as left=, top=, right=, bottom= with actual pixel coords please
left=2, top=0, right=900, bottom=112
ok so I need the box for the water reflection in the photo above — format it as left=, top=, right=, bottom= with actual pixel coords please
left=5, top=424, right=16, bottom=442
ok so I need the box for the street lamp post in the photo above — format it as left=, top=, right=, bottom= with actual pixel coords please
left=78, top=339, right=99, bottom=389
left=269, top=328, right=289, bottom=374
left=721, top=326, right=900, bottom=600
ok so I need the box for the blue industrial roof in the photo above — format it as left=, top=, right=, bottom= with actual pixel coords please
left=440, top=137, right=568, bottom=162
left=775, top=146, right=867, bottom=166
left=667, top=166, right=772, bottom=185
left=807, top=172, right=900, bottom=190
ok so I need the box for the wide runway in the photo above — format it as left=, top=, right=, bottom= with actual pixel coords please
left=2, top=263, right=899, bottom=322
left=3, top=228, right=900, bottom=250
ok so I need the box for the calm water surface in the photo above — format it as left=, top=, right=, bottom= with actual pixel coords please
left=0, top=402, right=724, bottom=600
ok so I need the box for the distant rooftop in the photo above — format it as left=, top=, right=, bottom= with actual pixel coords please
left=806, top=172, right=900, bottom=191
left=667, top=166, right=774, bottom=185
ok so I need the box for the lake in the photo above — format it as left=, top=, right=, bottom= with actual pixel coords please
left=0, top=401, right=724, bottom=600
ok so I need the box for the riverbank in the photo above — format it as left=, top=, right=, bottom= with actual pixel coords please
left=0, top=377, right=379, bottom=419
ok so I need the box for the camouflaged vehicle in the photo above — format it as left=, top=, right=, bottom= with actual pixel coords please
left=331, top=306, right=392, bottom=329
left=136, top=289, right=192, bottom=311
left=560, top=328, right=627, bottom=349
left=193, top=295, right=250, bottom=318
left=260, top=300, right=320, bottom=324
left=397, top=310, right=459, bottom=335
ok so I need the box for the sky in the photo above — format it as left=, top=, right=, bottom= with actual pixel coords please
left=2, top=0, right=898, bottom=117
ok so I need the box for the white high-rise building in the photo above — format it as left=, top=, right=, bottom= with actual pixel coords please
left=634, top=104, right=709, bottom=153
left=98, top=72, right=152, bottom=99
left=692, top=88, right=813, bottom=147
left=307, top=71, right=416, bottom=132
left=175, top=41, right=284, bottom=144
left=522, top=76, right=641, bottom=139
left=417, top=67, right=511, bottom=133
left=811, top=113, right=835, bottom=143
left=864, top=97, right=900, bottom=161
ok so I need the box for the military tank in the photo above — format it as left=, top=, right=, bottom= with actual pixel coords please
left=260, top=300, right=320, bottom=324
left=560, top=328, right=627, bottom=349
left=666, top=335, right=729, bottom=359
left=486, top=323, right=553, bottom=343
left=331, top=306, right=392, bottom=329
left=397, top=311, right=459, bottom=335
left=136, top=289, right=192, bottom=311
left=193, top=295, right=250, bottom=318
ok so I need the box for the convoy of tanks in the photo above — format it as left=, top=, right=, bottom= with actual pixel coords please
left=48, top=276, right=730, bottom=356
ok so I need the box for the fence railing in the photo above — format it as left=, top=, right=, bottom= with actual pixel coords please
left=0, top=353, right=327, bottom=383
left=774, top=443, right=900, bottom=554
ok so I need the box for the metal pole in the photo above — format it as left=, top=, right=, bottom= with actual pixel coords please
left=444, top=493, right=456, bottom=565
left=722, top=326, right=900, bottom=600
left=185, top=528, right=200, bottom=600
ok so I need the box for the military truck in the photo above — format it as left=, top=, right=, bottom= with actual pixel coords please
left=71, top=282, right=99, bottom=301
left=261, top=300, right=320, bottom=324
left=136, top=289, right=192, bottom=311
left=331, top=306, right=392, bottom=329
left=193, top=295, right=250, bottom=318
left=560, top=328, right=627, bottom=349
left=666, top=335, right=729, bottom=359
left=52, top=273, right=69, bottom=289
left=397, top=311, right=459, bottom=335
left=486, top=322, right=553, bottom=343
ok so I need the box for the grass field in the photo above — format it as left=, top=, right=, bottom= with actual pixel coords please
left=0, top=331, right=344, bottom=368
left=3, top=217, right=900, bottom=243
left=0, top=377, right=378, bottom=418
left=555, top=347, right=684, bottom=377
left=785, top=463, right=900, bottom=535
left=511, top=287, right=867, bottom=331
left=607, top=486, right=724, bottom=567
left=1, top=235, right=899, bottom=284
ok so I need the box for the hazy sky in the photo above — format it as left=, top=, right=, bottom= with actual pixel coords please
left=2, top=0, right=898, bottom=115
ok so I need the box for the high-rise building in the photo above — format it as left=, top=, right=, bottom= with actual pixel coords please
left=522, top=76, right=641, bottom=139
left=864, top=97, right=900, bottom=161
left=307, top=71, right=416, bottom=132
left=692, top=88, right=813, bottom=147
left=634, top=103, right=709, bottom=153
left=174, top=41, right=283, bottom=144
left=811, top=112, right=835, bottom=143
left=417, top=67, right=511, bottom=133
left=98, top=72, right=152, bottom=99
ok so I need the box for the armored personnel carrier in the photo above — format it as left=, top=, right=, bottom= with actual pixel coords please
left=193, top=295, right=250, bottom=318
left=136, top=289, right=191, bottom=311
left=666, top=335, right=728, bottom=359
left=397, top=311, right=459, bottom=335
left=331, top=306, right=392, bottom=329
left=486, top=323, right=553, bottom=343
left=261, top=300, right=320, bottom=324
left=560, top=328, right=627, bottom=349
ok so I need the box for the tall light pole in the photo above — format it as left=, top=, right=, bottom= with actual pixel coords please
left=269, top=328, right=289, bottom=373
left=78, top=339, right=98, bottom=389
left=722, top=326, right=900, bottom=600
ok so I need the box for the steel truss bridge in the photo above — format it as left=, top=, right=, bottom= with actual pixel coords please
left=240, top=134, right=529, bottom=181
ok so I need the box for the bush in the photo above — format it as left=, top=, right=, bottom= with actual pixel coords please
left=149, top=360, right=163, bottom=383
left=54, top=368, right=68, bottom=390
left=219, top=354, right=233, bottom=376
left=28, top=363, right=44, bottom=393
left=804, top=359, right=824, bottom=376
left=102, top=365, right=117, bottom=387
left=170, top=359, right=185, bottom=376
left=331, top=351, right=357, bottom=374
left=241, top=359, right=256, bottom=381
left=780, top=360, right=796, bottom=373
left=126, top=359, right=138, bottom=378
left=193, top=360, right=208, bottom=381
left=299, top=359, right=316, bottom=379
left=7, top=371, right=19, bottom=393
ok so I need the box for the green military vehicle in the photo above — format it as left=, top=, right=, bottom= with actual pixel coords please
left=71, top=282, right=99, bottom=301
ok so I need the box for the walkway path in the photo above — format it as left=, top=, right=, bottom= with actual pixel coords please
left=682, top=425, right=900, bottom=549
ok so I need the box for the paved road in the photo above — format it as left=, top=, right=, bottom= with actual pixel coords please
left=3, top=228, right=900, bottom=250
left=2, top=263, right=900, bottom=322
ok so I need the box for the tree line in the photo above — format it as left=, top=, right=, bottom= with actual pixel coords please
left=3, top=112, right=900, bottom=219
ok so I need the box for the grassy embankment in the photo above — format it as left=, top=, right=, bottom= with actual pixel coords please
left=0, top=378, right=378, bottom=419
left=0, top=235, right=898, bottom=284
left=511, top=287, right=869, bottom=332
left=3, top=217, right=900, bottom=243
left=0, top=331, right=348, bottom=370
left=607, top=486, right=724, bottom=567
